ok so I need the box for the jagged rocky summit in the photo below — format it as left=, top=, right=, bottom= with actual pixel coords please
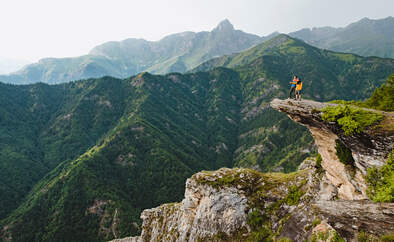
left=112, top=99, right=393, bottom=242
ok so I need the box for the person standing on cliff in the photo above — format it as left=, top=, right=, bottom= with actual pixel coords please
left=295, top=77, right=303, bottom=101
left=289, top=75, right=297, bottom=99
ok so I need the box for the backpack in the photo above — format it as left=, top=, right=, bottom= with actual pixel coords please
left=296, top=80, right=303, bottom=90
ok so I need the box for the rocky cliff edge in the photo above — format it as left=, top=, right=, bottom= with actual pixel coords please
left=270, top=98, right=393, bottom=200
left=111, top=161, right=393, bottom=241
left=112, top=159, right=324, bottom=241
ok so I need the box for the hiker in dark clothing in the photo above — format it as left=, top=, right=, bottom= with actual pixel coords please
left=289, top=75, right=297, bottom=99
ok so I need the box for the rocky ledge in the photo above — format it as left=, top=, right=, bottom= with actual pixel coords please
left=270, top=98, right=393, bottom=200
left=111, top=158, right=322, bottom=241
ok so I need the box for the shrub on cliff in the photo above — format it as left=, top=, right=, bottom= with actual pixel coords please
left=366, top=152, right=394, bottom=202
left=321, top=105, right=383, bottom=135
left=335, top=139, right=355, bottom=166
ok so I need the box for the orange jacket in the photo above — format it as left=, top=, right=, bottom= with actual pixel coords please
left=296, top=80, right=303, bottom=90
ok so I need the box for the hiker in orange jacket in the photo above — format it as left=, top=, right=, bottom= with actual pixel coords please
left=295, top=77, right=303, bottom=101
left=289, top=75, right=297, bottom=99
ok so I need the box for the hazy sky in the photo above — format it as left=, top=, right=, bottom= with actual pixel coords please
left=0, top=0, right=393, bottom=62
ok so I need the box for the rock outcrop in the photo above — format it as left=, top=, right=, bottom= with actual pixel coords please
left=314, top=200, right=394, bottom=238
left=112, top=160, right=393, bottom=242
left=138, top=172, right=249, bottom=242
left=270, top=98, right=393, bottom=200
left=111, top=158, right=322, bottom=241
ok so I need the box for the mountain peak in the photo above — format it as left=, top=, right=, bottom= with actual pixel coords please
left=213, top=19, right=234, bottom=32
left=264, top=33, right=294, bottom=46
left=358, top=17, right=372, bottom=23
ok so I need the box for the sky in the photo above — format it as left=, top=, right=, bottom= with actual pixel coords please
left=0, top=0, right=393, bottom=63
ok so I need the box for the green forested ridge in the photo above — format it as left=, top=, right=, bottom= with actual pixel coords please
left=0, top=77, right=129, bottom=220
left=194, top=34, right=394, bottom=101
left=1, top=34, right=394, bottom=241
left=0, top=69, right=246, bottom=241
left=0, top=83, right=63, bottom=219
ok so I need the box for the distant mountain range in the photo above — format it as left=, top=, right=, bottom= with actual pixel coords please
left=2, top=16, right=393, bottom=85
left=1, top=34, right=393, bottom=241
left=0, top=20, right=275, bottom=84
left=289, top=16, right=394, bottom=58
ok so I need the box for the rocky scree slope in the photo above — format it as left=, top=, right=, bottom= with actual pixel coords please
left=111, top=98, right=393, bottom=241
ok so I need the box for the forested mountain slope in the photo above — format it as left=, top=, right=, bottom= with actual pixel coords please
left=0, top=69, right=250, bottom=241
left=0, top=77, right=132, bottom=219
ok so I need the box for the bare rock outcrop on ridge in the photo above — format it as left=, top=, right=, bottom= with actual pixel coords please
left=111, top=159, right=323, bottom=241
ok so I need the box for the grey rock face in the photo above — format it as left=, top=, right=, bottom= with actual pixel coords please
left=111, top=162, right=324, bottom=242
left=318, top=175, right=338, bottom=201
left=111, top=159, right=393, bottom=242
left=141, top=170, right=250, bottom=241
left=111, top=168, right=251, bottom=242
left=110, top=237, right=140, bottom=242
left=314, top=200, right=394, bottom=239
